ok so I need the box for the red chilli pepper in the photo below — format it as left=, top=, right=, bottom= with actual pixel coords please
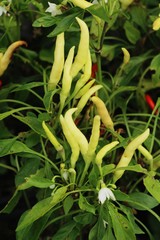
left=145, top=94, right=158, bottom=114
left=91, top=63, right=98, bottom=78
left=0, top=80, right=2, bottom=89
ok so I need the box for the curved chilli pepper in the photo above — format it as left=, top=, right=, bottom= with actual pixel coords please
left=75, top=84, right=102, bottom=117
left=60, top=46, right=75, bottom=110
left=69, top=0, right=92, bottom=10
left=121, top=48, right=130, bottom=65
left=119, top=0, right=134, bottom=10
left=75, top=79, right=95, bottom=99
left=91, top=96, right=114, bottom=131
left=95, top=141, right=119, bottom=166
left=0, top=40, right=27, bottom=77
left=70, top=17, right=89, bottom=78
left=137, top=145, right=153, bottom=166
left=64, top=108, right=88, bottom=157
left=48, top=33, right=65, bottom=91
left=113, top=128, right=150, bottom=183
left=153, top=17, right=160, bottom=31
left=145, top=94, right=157, bottom=113
left=42, top=121, right=65, bottom=160
left=85, top=115, right=101, bottom=163
left=60, top=115, right=80, bottom=169
left=73, top=50, right=92, bottom=97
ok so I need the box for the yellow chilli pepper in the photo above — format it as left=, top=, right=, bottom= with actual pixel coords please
left=91, top=96, right=114, bottom=131
left=0, top=40, right=27, bottom=77
left=113, top=128, right=150, bottom=183
left=119, top=0, right=134, bottom=10
left=48, top=33, right=65, bottom=91
left=60, top=115, right=80, bottom=169
left=152, top=17, right=160, bottom=31
left=69, top=0, right=92, bottom=10
left=75, top=79, right=96, bottom=99
left=70, top=17, right=90, bottom=78
left=64, top=108, right=88, bottom=157
left=75, top=85, right=102, bottom=117
left=73, top=50, right=92, bottom=97
left=95, top=141, right=119, bottom=167
left=60, top=46, right=75, bottom=111
left=121, top=47, right=130, bottom=65
left=85, top=115, right=101, bottom=163
left=42, top=121, right=65, bottom=160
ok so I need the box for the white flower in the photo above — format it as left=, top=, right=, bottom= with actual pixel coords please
left=98, top=186, right=116, bottom=204
left=45, top=2, right=62, bottom=17
left=0, top=6, right=7, bottom=16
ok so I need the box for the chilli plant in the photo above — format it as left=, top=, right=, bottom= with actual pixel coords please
left=0, top=0, right=160, bottom=240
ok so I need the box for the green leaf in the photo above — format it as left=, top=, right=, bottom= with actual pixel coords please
left=52, top=221, right=76, bottom=240
left=102, top=164, right=115, bottom=176
left=32, top=15, right=58, bottom=27
left=17, top=169, right=52, bottom=190
left=74, top=212, right=94, bottom=226
left=108, top=203, right=136, bottom=240
left=16, top=186, right=67, bottom=231
left=12, top=115, right=46, bottom=137
left=149, top=54, right=160, bottom=85
left=0, top=190, right=22, bottom=214
left=86, top=5, right=109, bottom=22
left=16, top=211, right=52, bottom=240
left=12, top=82, right=44, bottom=91
left=78, top=193, right=95, bottom=214
left=0, top=138, right=17, bottom=157
left=128, top=192, right=159, bottom=210
left=124, top=21, right=141, bottom=44
left=63, top=195, right=74, bottom=215
left=43, top=89, right=59, bottom=112
left=48, top=10, right=82, bottom=37
left=88, top=215, right=106, bottom=240
left=15, top=158, right=40, bottom=186
left=143, top=175, right=160, bottom=203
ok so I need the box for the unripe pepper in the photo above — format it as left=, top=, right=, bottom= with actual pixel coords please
left=85, top=115, right=101, bottom=163
left=64, top=108, right=88, bottom=157
left=73, top=50, right=92, bottom=97
left=121, top=47, right=130, bottom=65
left=91, top=96, right=114, bottom=131
left=75, top=79, right=95, bottom=99
left=113, top=128, right=150, bottom=183
left=70, top=17, right=90, bottom=78
left=60, top=46, right=75, bottom=110
left=48, top=33, right=64, bottom=91
left=75, top=85, right=102, bottom=117
left=42, top=121, right=65, bottom=160
left=60, top=115, right=80, bottom=169
left=119, top=0, right=134, bottom=10
left=0, top=40, right=27, bottom=77
left=69, top=0, right=92, bottom=10
left=95, top=141, right=119, bottom=167
left=153, top=17, right=160, bottom=31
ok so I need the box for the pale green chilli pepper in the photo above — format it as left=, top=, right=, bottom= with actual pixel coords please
left=91, top=96, right=114, bottom=131
left=64, top=108, right=88, bottom=157
left=60, top=46, right=75, bottom=110
left=75, top=85, right=102, bottom=117
left=85, top=115, right=101, bottom=163
left=42, top=121, right=65, bottom=160
left=48, top=33, right=65, bottom=91
left=73, top=50, right=92, bottom=97
left=113, top=128, right=150, bottom=183
left=95, top=141, right=119, bottom=166
left=70, top=17, right=90, bottom=78
left=75, top=79, right=96, bottom=100
left=60, top=115, right=80, bottom=169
